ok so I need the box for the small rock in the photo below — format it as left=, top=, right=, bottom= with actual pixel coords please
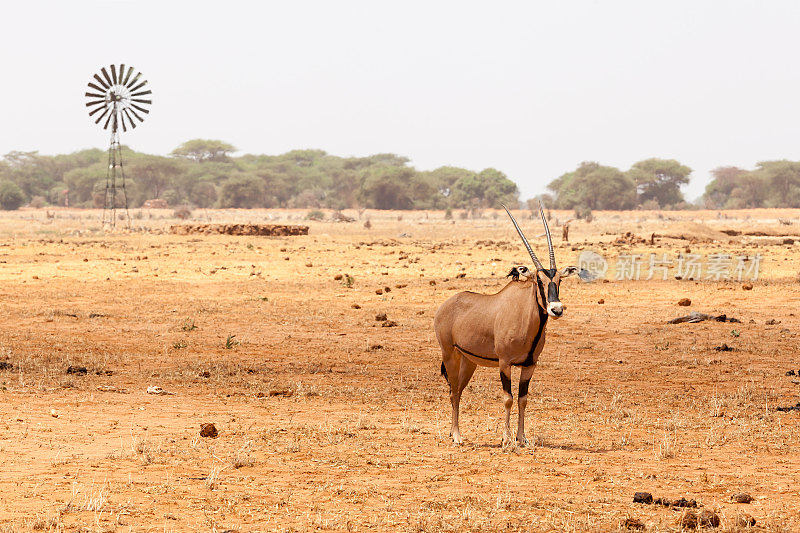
left=334, top=274, right=343, bottom=280
left=742, top=283, right=753, bottom=290
left=305, top=263, right=313, bottom=267
left=783, top=238, right=795, bottom=245
left=736, top=513, right=756, bottom=527
left=146, top=386, right=172, bottom=395
left=395, top=284, right=407, bottom=289
left=375, top=288, right=383, bottom=295
left=597, top=299, right=605, bottom=304
left=0, top=361, right=13, bottom=371
left=714, top=344, right=733, bottom=352
left=456, top=272, right=466, bottom=278
left=381, top=320, right=398, bottom=327
left=429, top=280, right=436, bottom=286
left=368, top=344, right=383, bottom=351
left=698, top=509, right=720, bottom=528
left=384, top=286, right=391, bottom=293
left=732, top=492, right=753, bottom=504
left=200, top=423, right=218, bottom=438
left=199, top=371, right=211, bottom=378
left=786, top=369, right=797, bottom=376
left=633, top=492, right=653, bottom=504
left=351, top=304, right=361, bottom=309
left=678, top=298, right=691, bottom=306
left=50, top=409, right=59, bottom=418
left=375, top=313, right=387, bottom=322
left=621, top=517, right=645, bottom=530
left=66, top=366, right=87, bottom=375
left=765, top=318, right=780, bottom=325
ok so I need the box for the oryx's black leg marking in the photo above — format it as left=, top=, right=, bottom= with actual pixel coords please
left=501, top=372, right=512, bottom=398
left=453, top=343, right=499, bottom=362
left=519, top=378, right=530, bottom=399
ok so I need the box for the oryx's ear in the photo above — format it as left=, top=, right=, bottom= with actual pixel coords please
left=560, top=265, right=579, bottom=277
left=506, top=266, right=519, bottom=278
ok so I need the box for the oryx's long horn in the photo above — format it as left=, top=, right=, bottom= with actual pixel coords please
left=539, top=200, right=556, bottom=270
left=502, top=204, right=543, bottom=271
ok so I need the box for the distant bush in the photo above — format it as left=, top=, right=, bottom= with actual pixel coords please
left=639, top=199, right=660, bottom=210
left=0, top=181, right=25, bottom=210
left=574, top=205, right=593, bottom=222
left=173, top=206, right=192, bottom=219
left=306, top=210, right=325, bottom=221
left=28, top=195, right=47, bottom=208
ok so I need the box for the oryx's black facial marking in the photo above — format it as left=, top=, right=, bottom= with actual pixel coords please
left=547, top=281, right=559, bottom=303
left=500, top=373, right=512, bottom=398
left=536, top=268, right=564, bottom=318
left=519, top=379, right=530, bottom=398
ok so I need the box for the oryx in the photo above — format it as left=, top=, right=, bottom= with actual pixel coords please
left=433, top=203, right=577, bottom=446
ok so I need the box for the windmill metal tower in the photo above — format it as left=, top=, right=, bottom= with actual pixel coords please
left=84, top=65, right=152, bottom=228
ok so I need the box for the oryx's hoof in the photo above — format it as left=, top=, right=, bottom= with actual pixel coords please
left=516, top=436, right=530, bottom=448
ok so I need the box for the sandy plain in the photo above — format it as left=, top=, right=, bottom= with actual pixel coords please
left=0, top=207, right=799, bottom=532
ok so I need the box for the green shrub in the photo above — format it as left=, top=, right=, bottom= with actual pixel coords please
left=0, top=181, right=25, bottom=210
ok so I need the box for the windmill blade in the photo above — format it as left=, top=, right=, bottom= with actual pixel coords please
left=130, top=103, right=149, bottom=114
left=88, top=104, right=108, bottom=117
left=127, top=107, right=144, bottom=122
left=93, top=74, right=109, bottom=89
left=123, top=65, right=134, bottom=86
left=111, top=64, right=118, bottom=85
left=131, top=99, right=152, bottom=105
left=123, top=108, right=138, bottom=129
left=94, top=107, right=110, bottom=124
left=88, top=82, right=107, bottom=93
left=129, top=79, right=148, bottom=93
left=85, top=99, right=107, bottom=107
left=100, top=67, right=113, bottom=87
left=126, top=72, right=141, bottom=89
left=131, top=90, right=152, bottom=97
left=85, top=92, right=105, bottom=99
left=119, top=111, right=127, bottom=133
left=103, top=110, right=113, bottom=130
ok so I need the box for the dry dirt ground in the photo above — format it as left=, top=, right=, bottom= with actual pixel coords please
left=0, top=207, right=799, bottom=532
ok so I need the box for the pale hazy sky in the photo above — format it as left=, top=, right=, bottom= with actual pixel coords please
left=3, top=1, right=800, bottom=200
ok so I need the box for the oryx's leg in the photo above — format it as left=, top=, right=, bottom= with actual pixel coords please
left=450, top=356, right=477, bottom=445
left=440, top=347, right=463, bottom=443
left=499, top=363, right=513, bottom=447
left=516, top=365, right=535, bottom=447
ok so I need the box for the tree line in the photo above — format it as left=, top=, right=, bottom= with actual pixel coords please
left=1, top=140, right=799, bottom=211
left=0, top=139, right=518, bottom=211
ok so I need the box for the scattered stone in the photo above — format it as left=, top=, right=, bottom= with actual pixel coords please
left=456, top=272, right=466, bottom=278
left=334, top=274, right=343, bottom=280
left=199, top=371, right=211, bottom=378
left=368, top=344, right=383, bottom=351
left=381, top=320, right=398, bottom=327
left=305, top=263, right=313, bottom=268
left=732, top=493, right=753, bottom=504
left=395, top=284, right=407, bottom=289
left=97, top=385, right=128, bottom=393
left=776, top=402, right=800, bottom=412
left=698, top=509, right=720, bottom=528
left=50, top=409, right=59, bottom=418
left=786, top=369, right=797, bottom=376
left=742, top=283, right=753, bottom=290
left=714, top=344, right=733, bottom=352
left=170, top=224, right=308, bottom=236
left=375, top=313, right=387, bottom=322
left=598, top=299, right=605, bottom=304
left=765, top=318, right=780, bottom=325
left=633, top=492, right=653, bottom=504
left=146, top=386, right=173, bottom=395
left=66, top=366, right=87, bottom=375
left=678, top=298, right=691, bottom=306
left=351, top=304, right=361, bottom=309
left=268, top=389, right=293, bottom=397
left=375, top=288, right=383, bottom=295
left=669, top=312, right=741, bottom=324
left=0, top=361, right=13, bottom=371
left=621, top=517, right=645, bottom=530
left=783, top=238, right=795, bottom=245
left=200, top=423, right=218, bottom=438
left=384, top=286, right=391, bottom=293
left=736, top=513, right=756, bottom=527
left=429, top=280, right=436, bottom=286
left=88, top=313, right=107, bottom=318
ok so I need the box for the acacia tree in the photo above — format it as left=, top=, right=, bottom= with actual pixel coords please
left=171, top=139, right=237, bottom=162
left=627, top=158, right=691, bottom=207
left=548, top=162, right=636, bottom=210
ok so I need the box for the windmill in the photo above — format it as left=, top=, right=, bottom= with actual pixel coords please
left=84, top=65, right=152, bottom=228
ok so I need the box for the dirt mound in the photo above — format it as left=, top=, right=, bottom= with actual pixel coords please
left=170, top=224, right=309, bottom=236
left=658, top=222, right=735, bottom=242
